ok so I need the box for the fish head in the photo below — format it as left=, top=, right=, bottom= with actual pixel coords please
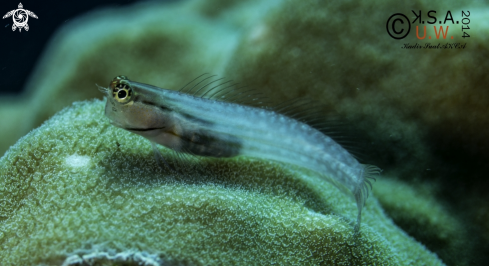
left=99, top=75, right=174, bottom=132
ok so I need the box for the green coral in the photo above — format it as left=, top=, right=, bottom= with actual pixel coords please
left=374, top=178, right=470, bottom=265
left=0, top=100, right=444, bottom=265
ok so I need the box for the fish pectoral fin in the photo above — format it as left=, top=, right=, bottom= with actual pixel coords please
left=151, top=142, right=177, bottom=173
left=151, top=142, right=205, bottom=176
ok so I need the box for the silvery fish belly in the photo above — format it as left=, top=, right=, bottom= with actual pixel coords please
left=99, top=75, right=381, bottom=233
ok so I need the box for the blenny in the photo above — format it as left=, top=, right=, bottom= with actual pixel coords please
left=99, top=75, right=380, bottom=233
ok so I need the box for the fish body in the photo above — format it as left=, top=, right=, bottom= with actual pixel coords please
left=100, top=75, right=380, bottom=232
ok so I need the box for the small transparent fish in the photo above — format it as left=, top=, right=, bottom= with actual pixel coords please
left=99, top=75, right=381, bottom=233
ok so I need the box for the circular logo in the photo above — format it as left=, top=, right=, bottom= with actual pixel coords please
left=386, top=13, right=411, bottom=40
left=2, top=3, right=38, bottom=32
left=13, top=9, right=28, bottom=27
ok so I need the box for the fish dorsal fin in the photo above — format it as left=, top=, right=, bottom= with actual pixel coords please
left=270, top=97, right=340, bottom=131
left=270, top=98, right=370, bottom=162
left=178, top=73, right=271, bottom=107
left=178, top=74, right=370, bottom=161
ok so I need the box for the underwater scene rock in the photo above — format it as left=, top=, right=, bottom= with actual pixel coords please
left=0, top=99, right=443, bottom=265
left=0, top=0, right=488, bottom=264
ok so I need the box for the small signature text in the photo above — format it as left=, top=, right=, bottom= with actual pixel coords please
left=401, top=42, right=466, bottom=49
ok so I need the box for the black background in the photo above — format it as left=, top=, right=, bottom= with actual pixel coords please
left=0, top=0, right=145, bottom=96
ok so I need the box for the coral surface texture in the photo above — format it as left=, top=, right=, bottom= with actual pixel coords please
left=0, top=100, right=443, bottom=265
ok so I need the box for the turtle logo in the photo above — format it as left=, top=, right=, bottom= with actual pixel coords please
left=3, top=3, right=38, bottom=32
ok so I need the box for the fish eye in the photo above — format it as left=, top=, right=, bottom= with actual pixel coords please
left=112, top=83, right=133, bottom=103
left=118, top=90, right=127, bottom=99
left=109, top=76, right=133, bottom=104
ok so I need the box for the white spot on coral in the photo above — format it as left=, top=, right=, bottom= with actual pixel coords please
left=249, top=24, right=268, bottom=42
left=308, top=210, right=327, bottom=218
left=65, top=154, right=91, bottom=168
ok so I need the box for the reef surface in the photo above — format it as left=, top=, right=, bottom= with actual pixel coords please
left=0, top=99, right=444, bottom=265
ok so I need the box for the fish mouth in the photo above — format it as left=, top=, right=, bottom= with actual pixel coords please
left=108, top=120, right=165, bottom=132
left=124, top=126, right=166, bottom=132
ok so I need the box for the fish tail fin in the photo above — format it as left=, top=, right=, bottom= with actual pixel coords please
left=354, top=164, right=382, bottom=233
